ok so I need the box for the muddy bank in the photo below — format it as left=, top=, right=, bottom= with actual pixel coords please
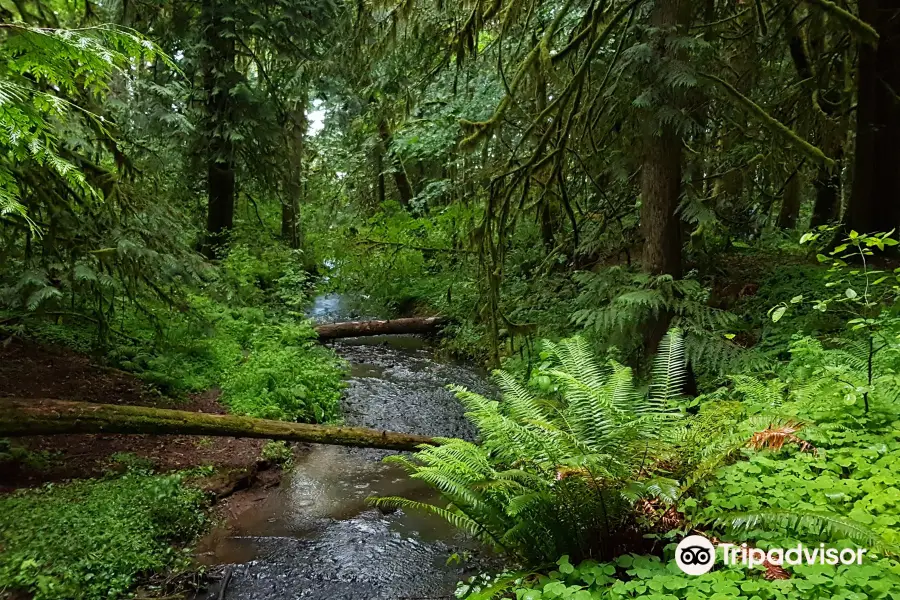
left=0, top=339, right=271, bottom=490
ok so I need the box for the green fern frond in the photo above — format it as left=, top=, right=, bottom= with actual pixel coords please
left=493, top=369, right=549, bottom=423
left=368, top=496, right=493, bottom=540
left=710, top=510, right=892, bottom=552
left=650, top=328, right=687, bottom=405
left=623, top=477, right=680, bottom=505
left=383, top=334, right=694, bottom=562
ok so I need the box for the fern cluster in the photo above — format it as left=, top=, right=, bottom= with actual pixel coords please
left=370, top=331, right=687, bottom=564
left=570, top=267, right=749, bottom=374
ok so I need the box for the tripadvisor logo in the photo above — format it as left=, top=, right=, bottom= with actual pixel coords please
left=676, top=535, right=716, bottom=575
left=675, top=535, right=868, bottom=576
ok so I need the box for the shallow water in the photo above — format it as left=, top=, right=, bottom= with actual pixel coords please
left=198, top=296, right=494, bottom=600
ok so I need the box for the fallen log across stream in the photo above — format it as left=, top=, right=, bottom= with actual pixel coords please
left=0, top=398, right=437, bottom=451
left=314, top=316, right=448, bottom=340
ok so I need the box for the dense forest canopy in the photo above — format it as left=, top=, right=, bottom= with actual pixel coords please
left=3, top=0, right=898, bottom=362
left=2, top=0, right=900, bottom=599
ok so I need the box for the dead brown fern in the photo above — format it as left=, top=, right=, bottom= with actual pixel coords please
left=747, top=421, right=817, bottom=454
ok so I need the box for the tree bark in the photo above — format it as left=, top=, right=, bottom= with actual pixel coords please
left=201, top=0, right=237, bottom=256
left=375, top=143, right=386, bottom=205
left=282, top=199, right=300, bottom=248
left=315, top=317, right=448, bottom=340
left=0, top=398, right=435, bottom=451
left=777, top=170, right=802, bottom=230
left=810, top=150, right=841, bottom=227
left=639, top=0, right=691, bottom=357
left=847, top=3, right=900, bottom=234
left=641, top=129, right=683, bottom=277
left=785, top=6, right=846, bottom=229
left=378, top=119, right=414, bottom=208
left=640, top=0, right=690, bottom=278
left=282, top=93, right=308, bottom=250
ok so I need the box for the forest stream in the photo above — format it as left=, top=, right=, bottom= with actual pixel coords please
left=197, top=294, right=494, bottom=600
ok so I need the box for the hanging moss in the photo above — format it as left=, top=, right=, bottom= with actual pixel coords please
left=459, top=0, right=642, bottom=150
left=804, top=0, right=878, bottom=45
left=700, top=72, right=835, bottom=170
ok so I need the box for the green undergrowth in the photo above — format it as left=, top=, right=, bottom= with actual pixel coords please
left=16, top=296, right=346, bottom=423
left=319, top=202, right=818, bottom=374
left=459, top=403, right=900, bottom=600
left=438, top=231, right=900, bottom=600
left=472, top=551, right=900, bottom=600
left=458, top=349, right=900, bottom=599
left=0, top=470, right=208, bottom=600
left=5, top=239, right=347, bottom=423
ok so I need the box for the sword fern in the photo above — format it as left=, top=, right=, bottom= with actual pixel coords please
left=369, top=330, right=686, bottom=563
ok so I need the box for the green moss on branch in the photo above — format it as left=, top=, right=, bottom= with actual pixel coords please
left=0, top=398, right=437, bottom=451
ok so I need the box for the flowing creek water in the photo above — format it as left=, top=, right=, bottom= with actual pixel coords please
left=197, top=294, right=495, bottom=599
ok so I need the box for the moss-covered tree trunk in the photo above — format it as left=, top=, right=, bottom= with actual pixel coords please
left=847, top=4, right=900, bottom=234
left=810, top=148, right=842, bottom=227
left=315, top=316, right=448, bottom=340
left=786, top=6, right=847, bottom=228
left=777, top=170, right=803, bottom=230
left=0, top=398, right=436, bottom=451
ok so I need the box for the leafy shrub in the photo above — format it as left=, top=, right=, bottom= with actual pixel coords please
left=221, top=343, right=344, bottom=422
left=571, top=267, right=742, bottom=374
left=0, top=471, right=207, bottom=600
left=0, top=439, right=53, bottom=471
left=218, top=242, right=305, bottom=306
left=370, top=332, right=687, bottom=564
left=99, top=295, right=347, bottom=422
left=261, top=440, right=294, bottom=467
left=684, top=356, right=900, bottom=549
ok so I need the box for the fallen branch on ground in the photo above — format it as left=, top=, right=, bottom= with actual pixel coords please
left=314, top=316, right=449, bottom=340
left=0, top=398, right=437, bottom=451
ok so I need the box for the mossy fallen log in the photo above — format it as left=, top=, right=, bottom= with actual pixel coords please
left=314, top=316, right=449, bottom=340
left=0, top=398, right=436, bottom=451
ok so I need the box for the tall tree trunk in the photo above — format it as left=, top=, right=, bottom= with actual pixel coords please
left=640, top=0, right=689, bottom=278
left=777, top=170, right=802, bottom=230
left=785, top=6, right=847, bottom=229
left=282, top=89, right=308, bottom=250
left=378, top=119, right=414, bottom=208
left=540, top=201, right=555, bottom=253
left=810, top=150, right=841, bottom=227
left=848, top=3, right=900, bottom=234
left=201, top=0, right=237, bottom=257
left=640, top=0, right=691, bottom=356
left=374, top=143, right=386, bottom=205
left=641, top=129, right=683, bottom=277
left=281, top=199, right=299, bottom=248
